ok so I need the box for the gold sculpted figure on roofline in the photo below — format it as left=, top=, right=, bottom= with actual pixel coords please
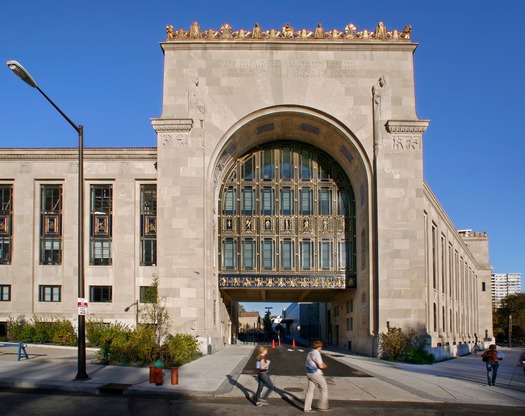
left=165, top=21, right=412, bottom=42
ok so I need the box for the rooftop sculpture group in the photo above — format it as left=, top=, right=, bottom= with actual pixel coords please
left=165, top=21, right=412, bottom=42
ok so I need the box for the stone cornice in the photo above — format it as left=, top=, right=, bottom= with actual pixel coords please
left=151, top=118, right=193, bottom=133
left=0, top=148, right=157, bottom=161
left=385, top=120, right=430, bottom=134
left=165, top=21, right=412, bottom=43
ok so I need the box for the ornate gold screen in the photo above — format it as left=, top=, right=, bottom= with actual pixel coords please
left=218, top=142, right=356, bottom=290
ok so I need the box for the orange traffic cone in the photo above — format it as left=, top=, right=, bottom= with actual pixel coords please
left=292, top=339, right=296, bottom=348
left=272, top=339, right=275, bottom=349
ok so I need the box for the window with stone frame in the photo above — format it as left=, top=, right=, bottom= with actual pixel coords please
left=39, top=285, right=61, bottom=302
left=140, top=184, right=157, bottom=266
left=0, top=185, right=13, bottom=265
left=0, top=284, right=11, bottom=301
left=89, top=185, right=112, bottom=265
left=89, top=285, right=112, bottom=302
left=40, top=184, right=63, bottom=265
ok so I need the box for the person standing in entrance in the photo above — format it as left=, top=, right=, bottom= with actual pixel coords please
left=254, top=346, right=273, bottom=406
left=304, top=340, right=331, bottom=413
left=481, top=344, right=501, bottom=386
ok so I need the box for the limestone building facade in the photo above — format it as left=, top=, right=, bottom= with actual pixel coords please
left=0, top=21, right=493, bottom=358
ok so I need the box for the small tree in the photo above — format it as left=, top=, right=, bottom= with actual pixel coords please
left=263, top=309, right=272, bottom=341
left=140, top=274, right=171, bottom=348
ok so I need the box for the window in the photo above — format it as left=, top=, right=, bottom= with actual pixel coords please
left=482, top=282, right=486, bottom=292
left=300, top=149, right=312, bottom=180
left=280, top=238, right=294, bottom=270
left=260, top=188, right=275, bottom=215
left=40, top=184, right=63, bottom=265
left=262, top=149, right=274, bottom=180
left=319, top=239, right=332, bottom=270
left=140, top=184, right=157, bottom=266
left=300, top=239, right=313, bottom=270
left=140, top=285, right=156, bottom=303
left=261, top=238, right=275, bottom=270
left=0, top=284, right=11, bottom=301
left=242, top=238, right=256, bottom=270
left=241, top=187, right=255, bottom=215
left=280, top=147, right=293, bottom=180
left=89, top=285, right=112, bottom=302
left=39, top=285, right=61, bottom=302
left=431, top=224, right=437, bottom=289
left=0, top=185, right=13, bottom=264
left=222, top=238, right=236, bottom=270
left=90, top=185, right=112, bottom=265
left=218, top=143, right=356, bottom=284
left=318, top=189, right=332, bottom=215
left=279, top=188, right=294, bottom=215
left=299, top=188, right=313, bottom=215
left=346, top=299, right=353, bottom=314
left=223, top=187, right=236, bottom=214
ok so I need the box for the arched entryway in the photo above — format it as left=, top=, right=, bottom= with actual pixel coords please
left=210, top=107, right=372, bottom=307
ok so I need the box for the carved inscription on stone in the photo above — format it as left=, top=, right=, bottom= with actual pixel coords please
left=392, top=136, right=420, bottom=150
left=160, top=133, right=188, bottom=147
left=220, top=59, right=356, bottom=79
left=18, top=162, right=30, bottom=173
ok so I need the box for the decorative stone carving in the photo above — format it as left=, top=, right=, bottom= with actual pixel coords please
left=314, top=24, right=325, bottom=39
left=392, top=136, right=421, bottom=150
left=375, top=21, right=387, bottom=39
left=165, top=21, right=413, bottom=42
left=151, top=118, right=193, bottom=133
left=159, top=133, right=188, bottom=147
left=385, top=120, right=429, bottom=134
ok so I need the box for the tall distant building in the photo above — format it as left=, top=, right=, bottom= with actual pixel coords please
left=491, top=273, right=522, bottom=307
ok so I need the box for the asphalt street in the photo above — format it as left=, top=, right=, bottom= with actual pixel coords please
left=1, top=391, right=524, bottom=416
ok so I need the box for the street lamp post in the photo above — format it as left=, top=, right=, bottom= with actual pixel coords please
left=125, top=301, right=139, bottom=327
left=7, top=60, right=89, bottom=380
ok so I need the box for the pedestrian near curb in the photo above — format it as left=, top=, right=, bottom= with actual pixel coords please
left=254, top=346, right=273, bottom=407
left=304, top=340, right=331, bottom=413
left=481, top=344, right=501, bottom=386
left=519, top=350, right=525, bottom=377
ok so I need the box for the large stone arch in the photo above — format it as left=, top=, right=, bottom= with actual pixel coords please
left=207, top=106, right=374, bottom=313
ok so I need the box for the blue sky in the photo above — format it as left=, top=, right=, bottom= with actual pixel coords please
left=1, top=1, right=524, bottom=316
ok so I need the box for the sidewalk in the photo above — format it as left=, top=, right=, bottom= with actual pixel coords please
left=0, top=343, right=524, bottom=408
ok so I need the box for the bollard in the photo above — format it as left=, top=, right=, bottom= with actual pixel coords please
left=149, top=366, right=163, bottom=385
left=272, top=339, right=275, bottom=349
left=171, top=367, right=179, bottom=385
left=149, top=359, right=164, bottom=386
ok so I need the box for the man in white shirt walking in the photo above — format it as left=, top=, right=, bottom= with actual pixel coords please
left=304, top=340, right=331, bottom=413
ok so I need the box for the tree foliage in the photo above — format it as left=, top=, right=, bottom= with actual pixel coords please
left=263, top=309, right=272, bottom=340
left=139, top=274, right=171, bottom=346
left=493, top=293, right=525, bottom=343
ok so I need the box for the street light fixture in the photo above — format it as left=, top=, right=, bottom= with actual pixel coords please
left=6, top=60, right=89, bottom=381
left=125, top=300, right=139, bottom=327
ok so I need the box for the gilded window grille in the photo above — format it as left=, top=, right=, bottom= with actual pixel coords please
left=218, top=142, right=356, bottom=289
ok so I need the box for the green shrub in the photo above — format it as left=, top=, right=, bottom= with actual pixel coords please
left=379, top=326, right=435, bottom=364
left=7, top=316, right=27, bottom=342
left=7, top=316, right=76, bottom=346
left=162, top=333, right=202, bottom=367
left=8, top=316, right=202, bottom=367
left=51, top=319, right=77, bottom=346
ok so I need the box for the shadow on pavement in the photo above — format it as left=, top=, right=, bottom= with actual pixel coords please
left=243, top=345, right=371, bottom=377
